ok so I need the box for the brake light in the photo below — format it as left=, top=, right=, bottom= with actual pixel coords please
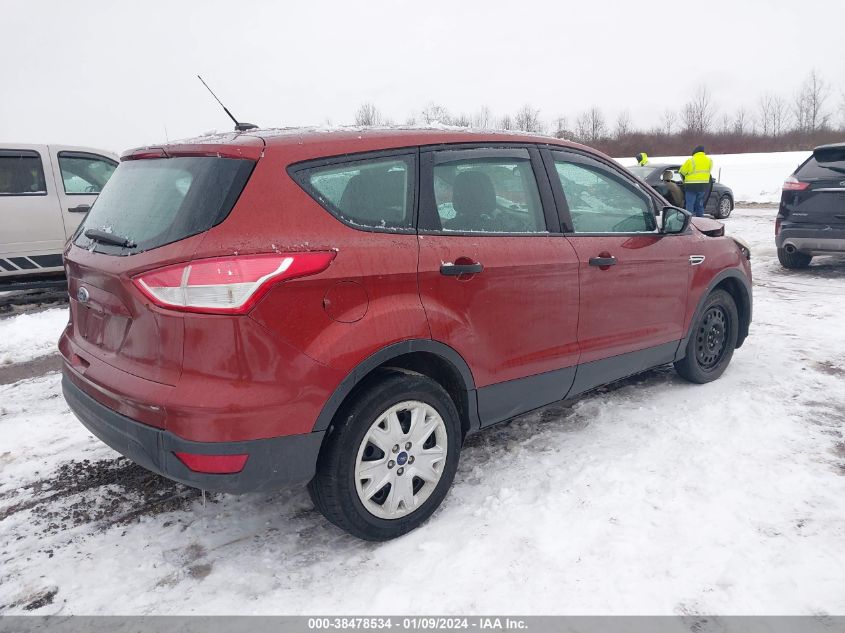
left=775, top=217, right=782, bottom=235
left=133, top=252, right=335, bottom=314
left=782, top=176, right=809, bottom=191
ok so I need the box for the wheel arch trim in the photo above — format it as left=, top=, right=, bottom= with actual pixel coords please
left=312, top=339, right=478, bottom=433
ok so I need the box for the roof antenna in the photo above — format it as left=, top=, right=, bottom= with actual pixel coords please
left=197, top=75, right=258, bottom=132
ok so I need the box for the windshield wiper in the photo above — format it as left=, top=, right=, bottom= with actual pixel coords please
left=84, top=228, right=136, bottom=248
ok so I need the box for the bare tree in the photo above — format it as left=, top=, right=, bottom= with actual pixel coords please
left=452, top=112, right=472, bottom=127
left=770, top=95, right=788, bottom=136
left=661, top=109, right=677, bottom=135
left=499, top=114, right=513, bottom=131
left=793, top=70, right=831, bottom=132
left=354, top=102, right=383, bottom=126
left=514, top=104, right=543, bottom=133
left=733, top=107, right=751, bottom=136
left=614, top=110, right=632, bottom=138
left=421, top=103, right=451, bottom=125
left=552, top=115, right=569, bottom=139
left=472, top=106, right=492, bottom=129
left=576, top=107, right=607, bottom=143
left=758, top=94, right=774, bottom=136
left=681, top=86, right=717, bottom=135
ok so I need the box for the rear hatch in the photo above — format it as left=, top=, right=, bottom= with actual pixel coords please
left=786, top=146, right=845, bottom=226
left=64, top=141, right=260, bottom=391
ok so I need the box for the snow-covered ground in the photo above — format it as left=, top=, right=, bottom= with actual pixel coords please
left=0, top=308, right=67, bottom=366
left=2, top=208, right=845, bottom=615
left=618, top=151, right=811, bottom=204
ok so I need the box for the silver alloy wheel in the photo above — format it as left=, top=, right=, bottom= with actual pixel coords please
left=354, top=400, right=448, bottom=520
left=719, top=196, right=732, bottom=217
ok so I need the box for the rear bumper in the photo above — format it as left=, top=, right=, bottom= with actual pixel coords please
left=777, top=226, right=845, bottom=255
left=63, top=369, right=324, bottom=493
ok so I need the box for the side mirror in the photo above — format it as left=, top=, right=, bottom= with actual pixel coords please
left=661, top=206, right=690, bottom=234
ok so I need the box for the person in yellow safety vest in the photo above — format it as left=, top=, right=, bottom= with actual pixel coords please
left=679, top=145, right=713, bottom=217
left=635, top=152, right=649, bottom=167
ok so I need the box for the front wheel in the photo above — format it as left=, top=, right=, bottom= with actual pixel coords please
left=715, top=196, right=733, bottom=219
left=674, top=289, right=739, bottom=384
left=308, top=370, right=462, bottom=540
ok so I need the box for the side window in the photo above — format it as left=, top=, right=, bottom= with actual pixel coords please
left=58, top=153, right=117, bottom=194
left=0, top=150, right=47, bottom=196
left=431, top=154, right=546, bottom=233
left=295, top=155, right=414, bottom=231
left=554, top=159, right=656, bottom=233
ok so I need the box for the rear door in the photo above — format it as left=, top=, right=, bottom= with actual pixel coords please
left=50, top=148, right=118, bottom=240
left=416, top=146, right=580, bottom=426
left=0, top=146, right=65, bottom=275
left=543, top=149, right=689, bottom=388
left=790, top=148, right=845, bottom=227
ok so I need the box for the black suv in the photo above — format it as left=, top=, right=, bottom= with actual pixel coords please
left=777, top=143, right=845, bottom=268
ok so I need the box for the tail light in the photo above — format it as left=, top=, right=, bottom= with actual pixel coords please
left=775, top=217, right=782, bottom=235
left=782, top=176, right=809, bottom=191
left=133, top=252, right=335, bottom=314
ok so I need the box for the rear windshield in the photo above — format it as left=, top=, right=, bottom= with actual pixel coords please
left=75, top=156, right=254, bottom=254
left=796, top=148, right=845, bottom=179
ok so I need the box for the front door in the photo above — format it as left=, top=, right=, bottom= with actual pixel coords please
left=544, top=149, right=690, bottom=392
left=416, top=146, right=580, bottom=426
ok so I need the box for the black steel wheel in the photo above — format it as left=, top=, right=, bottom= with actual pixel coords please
left=675, top=289, right=739, bottom=383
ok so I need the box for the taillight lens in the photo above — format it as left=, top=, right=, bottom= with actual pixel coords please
left=133, top=252, right=335, bottom=314
left=775, top=217, right=782, bottom=235
left=782, top=175, right=809, bottom=191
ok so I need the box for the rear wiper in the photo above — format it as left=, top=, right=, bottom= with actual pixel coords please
left=84, top=228, right=136, bottom=248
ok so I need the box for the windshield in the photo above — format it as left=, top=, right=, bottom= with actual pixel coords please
left=75, top=156, right=254, bottom=254
left=627, top=166, right=654, bottom=179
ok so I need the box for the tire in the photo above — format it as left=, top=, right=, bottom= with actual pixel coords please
left=715, top=196, right=733, bottom=219
left=777, top=247, right=812, bottom=269
left=674, top=289, right=739, bottom=384
left=308, top=370, right=462, bottom=541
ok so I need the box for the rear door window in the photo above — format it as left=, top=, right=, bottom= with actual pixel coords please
left=291, top=155, right=415, bottom=232
left=0, top=150, right=47, bottom=196
left=429, top=149, right=546, bottom=234
left=75, top=156, right=255, bottom=254
left=58, top=152, right=117, bottom=194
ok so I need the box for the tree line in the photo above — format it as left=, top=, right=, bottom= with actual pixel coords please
left=352, top=70, right=844, bottom=155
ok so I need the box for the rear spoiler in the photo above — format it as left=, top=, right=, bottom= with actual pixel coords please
left=813, top=146, right=845, bottom=165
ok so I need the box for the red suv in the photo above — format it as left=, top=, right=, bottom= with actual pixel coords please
left=60, top=129, right=752, bottom=540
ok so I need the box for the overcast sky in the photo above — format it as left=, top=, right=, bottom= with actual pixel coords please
left=3, top=0, right=844, bottom=153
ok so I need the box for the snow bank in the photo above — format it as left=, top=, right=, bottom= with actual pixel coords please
left=0, top=308, right=67, bottom=365
left=618, top=151, right=811, bottom=204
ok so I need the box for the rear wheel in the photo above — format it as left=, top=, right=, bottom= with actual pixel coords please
left=777, top=247, right=812, bottom=269
left=308, top=370, right=462, bottom=541
left=675, top=289, right=738, bottom=384
left=715, top=195, right=733, bottom=219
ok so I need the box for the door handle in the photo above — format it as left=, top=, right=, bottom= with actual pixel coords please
left=588, top=256, right=617, bottom=267
left=440, top=261, right=483, bottom=276
left=68, top=204, right=91, bottom=213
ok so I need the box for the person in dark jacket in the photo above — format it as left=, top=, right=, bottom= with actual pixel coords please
left=660, top=170, right=685, bottom=207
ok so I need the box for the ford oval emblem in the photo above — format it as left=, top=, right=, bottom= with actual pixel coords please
left=77, top=287, right=90, bottom=303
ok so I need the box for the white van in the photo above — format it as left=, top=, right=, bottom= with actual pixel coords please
left=0, top=144, right=118, bottom=288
